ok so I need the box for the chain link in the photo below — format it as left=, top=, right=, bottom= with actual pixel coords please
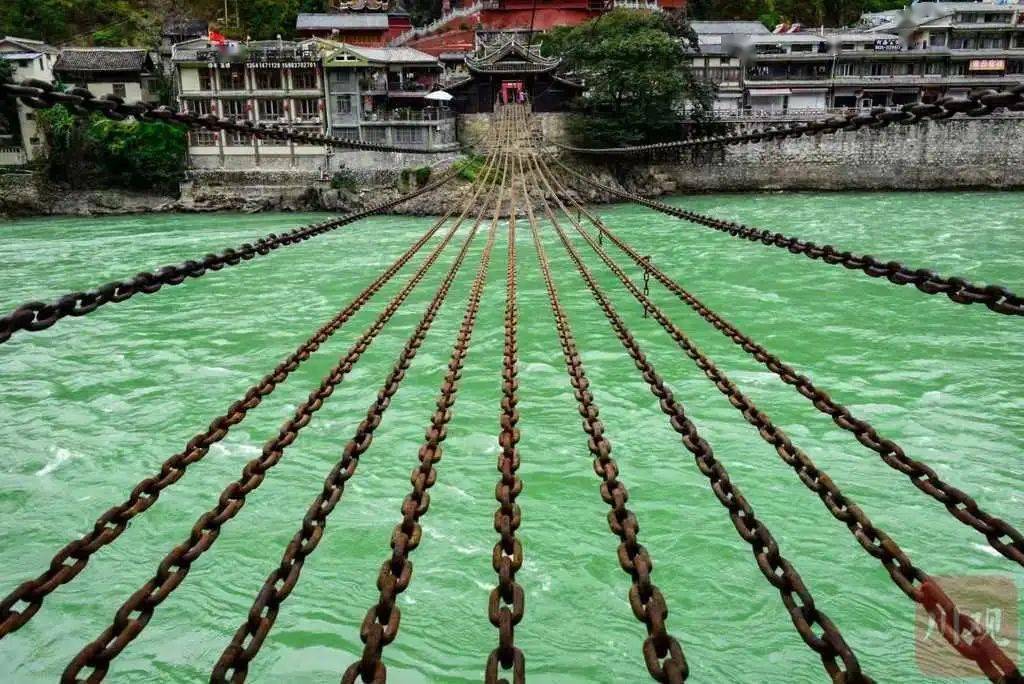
left=341, top=118, right=513, bottom=684
left=555, top=160, right=1023, bottom=316
left=61, top=172, right=478, bottom=682
left=533, top=155, right=867, bottom=682
left=0, top=169, right=456, bottom=346
left=533, top=154, right=1020, bottom=683
left=210, top=145, right=507, bottom=684
left=0, top=80, right=445, bottom=155
left=522, top=151, right=688, bottom=684
left=485, top=105, right=526, bottom=684
left=555, top=159, right=1024, bottom=571
left=0, top=184, right=472, bottom=640
left=554, top=86, right=1024, bottom=156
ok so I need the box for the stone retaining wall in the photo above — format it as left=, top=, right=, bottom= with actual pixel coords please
left=559, top=114, right=1024, bottom=192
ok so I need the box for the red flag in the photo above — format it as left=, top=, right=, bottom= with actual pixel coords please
left=209, top=30, right=227, bottom=45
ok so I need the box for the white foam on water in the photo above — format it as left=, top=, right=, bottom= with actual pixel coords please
left=972, top=543, right=1002, bottom=558
left=35, top=447, right=77, bottom=476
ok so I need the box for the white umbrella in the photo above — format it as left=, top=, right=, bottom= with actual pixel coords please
left=425, top=90, right=454, bottom=101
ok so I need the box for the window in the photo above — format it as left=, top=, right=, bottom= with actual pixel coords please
left=259, top=99, right=284, bottom=120
left=869, top=62, right=893, bottom=76
left=949, top=61, right=967, bottom=75
left=191, top=130, right=217, bottom=146
left=335, top=94, right=353, bottom=114
left=330, top=70, right=355, bottom=89
left=220, top=66, right=246, bottom=90
left=295, top=98, right=319, bottom=120
left=980, top=35, right=1007, bottom=49
left=186, top=99, right=212, bottom=115
left=792, top=43, right=813, bottom=53
left=222, top=99, right=247, bottom=118
left=112, top=83, right=126, bottom=99
left=929, top=33, right=947, bottom=47
left=841, top=43, right=856, bottom=51
left=951, top=37, right=976, bottom=50
left=835, top=62, right=857, bottom=77
left=926, top=61, right=944, bottom=75
left=254, top=70, right=282, bottom=90
left=394, top=127, right=423, bottom=144
left=292, top=69, right=316, bottom=89
left=198, top=68, right=213, bottom=90
left=333, top=126, right=358, bottom=139
left=364, top=126, right=387, bottom=143
left=224, top=130, right=250, bottom=146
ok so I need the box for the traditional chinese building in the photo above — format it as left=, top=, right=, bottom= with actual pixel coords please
left=296, top=0, right=413, bottom=46
left=443, top=35, right=582, bottom=113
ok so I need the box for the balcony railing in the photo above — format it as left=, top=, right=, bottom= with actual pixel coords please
left=361, top=108, right=455, bottom=123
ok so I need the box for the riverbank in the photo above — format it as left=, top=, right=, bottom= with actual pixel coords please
left=3, top=114, right=1023, bottom=219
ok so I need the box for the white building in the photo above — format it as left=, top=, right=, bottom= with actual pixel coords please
left=171, top=37, right=333, bottom=171
left=0, top=36, right=57, bottom=165
left=52, top=48, right=161, bottom=104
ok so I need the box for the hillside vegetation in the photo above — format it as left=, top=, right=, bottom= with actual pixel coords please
left=686, top=0, right=907, bottom=28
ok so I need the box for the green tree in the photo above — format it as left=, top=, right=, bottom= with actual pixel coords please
left=35, top=105, right=186, bottom=192
left=543, top=10, right=712, bottom=147
left=686, top=0, right=905, bottom=27
left=238, top=0, right=301, bottom=39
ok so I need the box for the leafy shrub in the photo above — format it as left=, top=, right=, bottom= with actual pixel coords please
left=330, top=166, right=358, bottom=191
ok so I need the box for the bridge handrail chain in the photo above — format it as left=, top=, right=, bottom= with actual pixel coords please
left=552, top=159, right=1024, bottom=570
left=534, top=164, right=867, bottom=683
left=61, top=153, right=489, bottom=683
left=552, top=86, right=1024, bottom=156
left=0, top=170, right=458, bottom=346
left=0, top=80, right=446, bottom=155
left=0, top=167, right=469, bottom=640
left=553, top=160, right=1023, bottom=316
left=531, top=154, right=1021, bottom=683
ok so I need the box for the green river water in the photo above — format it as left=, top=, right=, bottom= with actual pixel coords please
left=0, top=191, right=1022, bottom=683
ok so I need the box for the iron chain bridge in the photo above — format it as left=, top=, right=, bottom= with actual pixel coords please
left=1, top=80, right=1023, bottom=684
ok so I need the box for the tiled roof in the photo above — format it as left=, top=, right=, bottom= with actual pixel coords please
left=55, top=48, right=149, bottom=73
left=691, top=21, right=771, bottom=35
left=297, top=13, right=390, bottom=30
left=344, top=45, right=439, bottom=64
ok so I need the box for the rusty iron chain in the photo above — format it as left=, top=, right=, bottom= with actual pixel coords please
left=0, top=184, right=477, bottom=640
left=553, top=86, right=1024, bottom=156
left=554, top=160, right=1024, bottom=316
left=486, top=106, right=525, bottom=684
left=60, top=170, right=488, bottom=683
left=341, top=120, right=513, bottom=684
left=521, top=152, right=688, bottom=684
left=532, top=161, right=867, bottom=683
left=553, top=161, right=1024, bottom=572
left=0, top=170, right=456, bottom=346
left=533, top=155, right=1022, bottom=683
left=208, top=145, right=508, bottom=684
left=0, top=80, right=443, bottom=154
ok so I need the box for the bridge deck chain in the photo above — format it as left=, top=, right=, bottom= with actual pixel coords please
left=0, top=167, right=474, bottom=642
left=552, top=86, right=1024, bottom=156
left=341, top=115, right=516, bottom=684
left=552, top=160, right=1024, bottom=317
left=528, top=156, right=868, bottom=683
left=0, top=170, right=457, bottom=347
left=0, top=80, right=446, bottom=155
left=209, top=139, right=509, bottom=684
left=551, top=161, right=1024, bottom=572
left=486, top=104, right=526, bottom=684
left=520, top=132, right=689, bottom=684
left=530, top=152, right=1022, bottom=683
left=60, top=148, right=507, bottom=682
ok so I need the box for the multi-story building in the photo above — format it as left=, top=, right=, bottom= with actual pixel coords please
left=691, top=1, right=1024, bottom=119
left=0, top=36, right=58, bottom=165
left=324, top=44, right=458, bottom=150
left=171, top=38, right=333, bottom=170
left=52, top=48, right=161, bottom=104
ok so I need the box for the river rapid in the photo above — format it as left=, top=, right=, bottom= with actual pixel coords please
left=0, top=191, right=1022, bottom=682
